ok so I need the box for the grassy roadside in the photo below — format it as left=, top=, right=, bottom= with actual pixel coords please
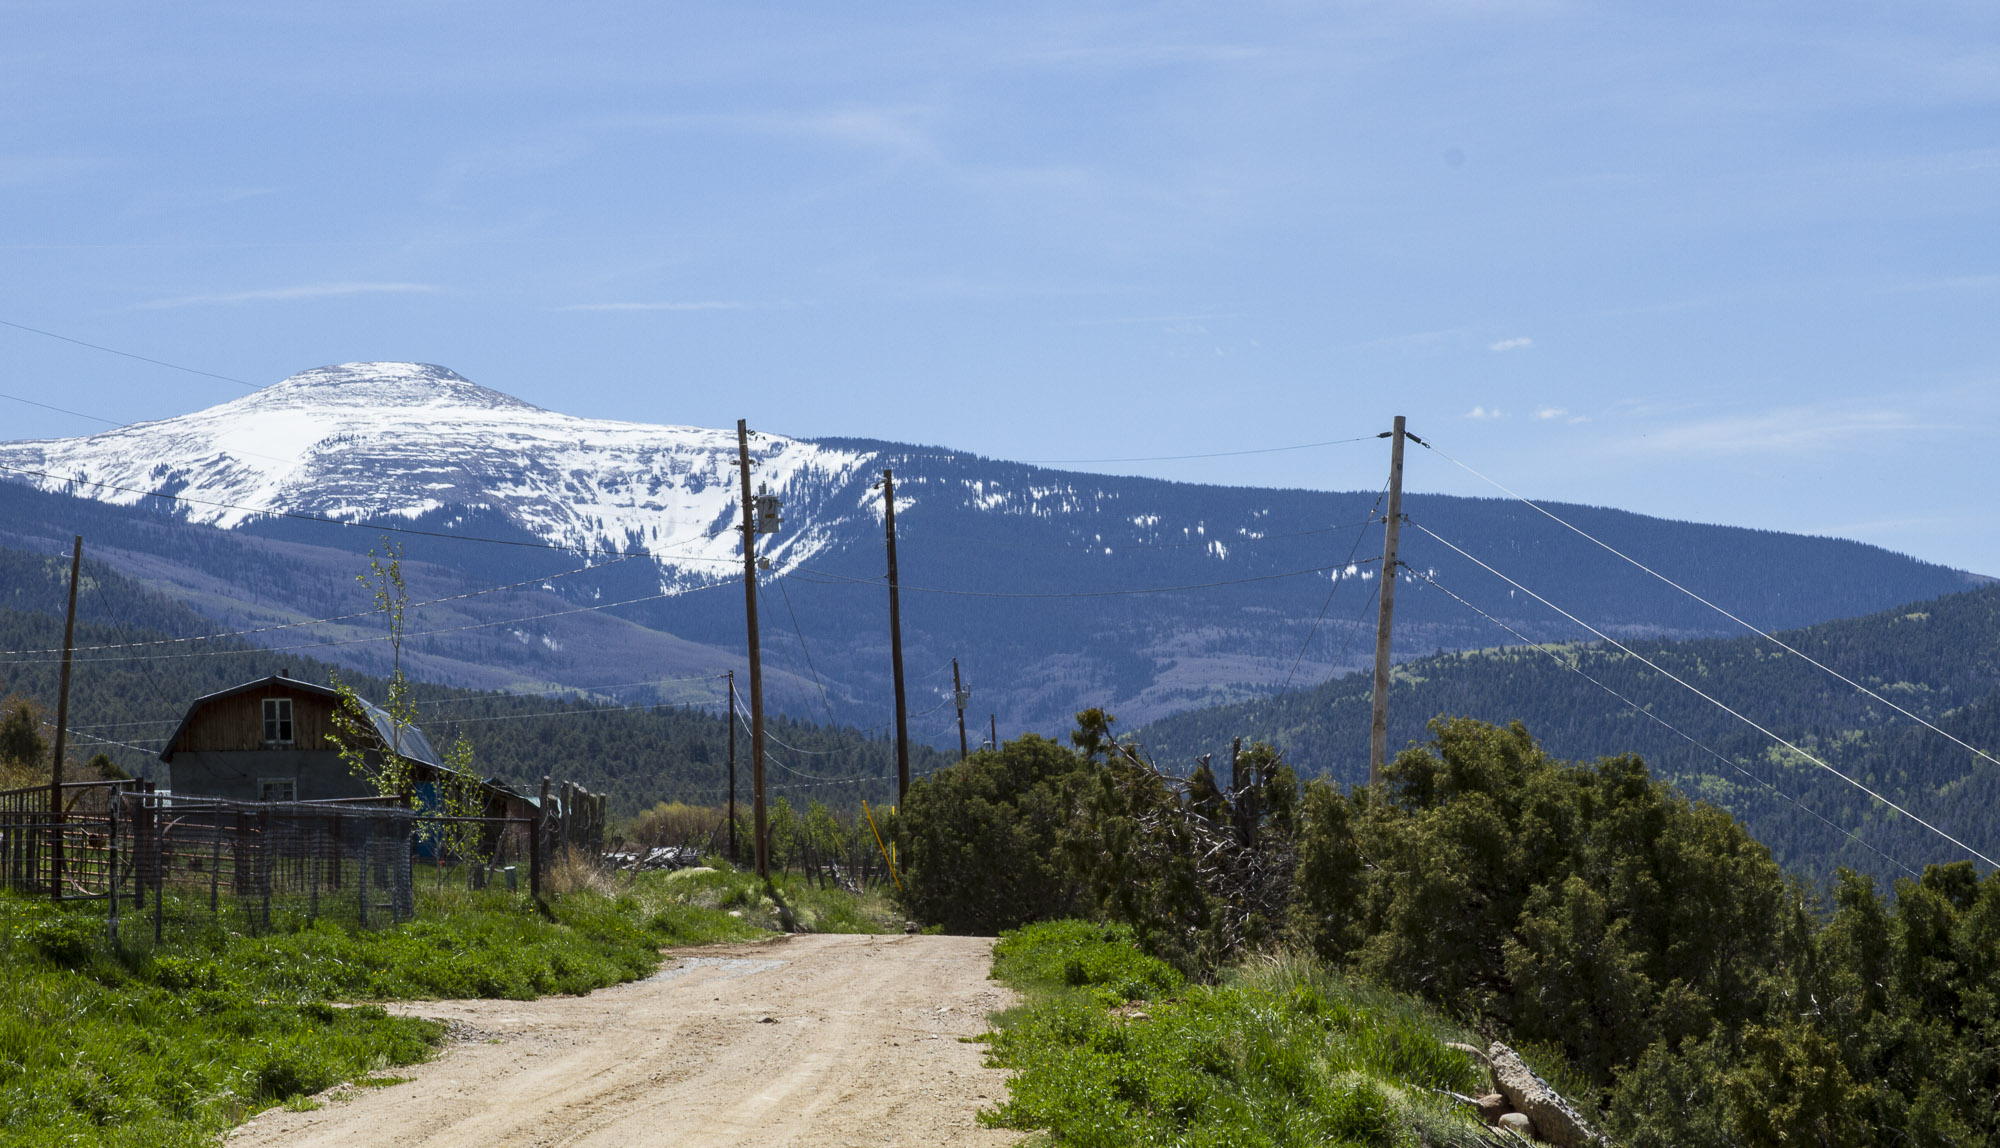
left=0, top=859, right=896, bottom=1147
left=980, top=921, right=1554, bottom=1148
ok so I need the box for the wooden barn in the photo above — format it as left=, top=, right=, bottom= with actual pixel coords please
left=159, top=672, right=447, bottom=804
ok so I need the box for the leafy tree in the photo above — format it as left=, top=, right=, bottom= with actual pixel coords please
left=329, top=539, right=424, bottom=800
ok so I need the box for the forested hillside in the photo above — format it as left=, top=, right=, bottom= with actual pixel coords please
left=1141, top=582, right=2000, bottom=885
left=0, top=548, right=946, bottom=815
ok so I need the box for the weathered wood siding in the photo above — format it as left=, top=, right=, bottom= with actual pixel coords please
left=177, top=685, right=346, bottom=753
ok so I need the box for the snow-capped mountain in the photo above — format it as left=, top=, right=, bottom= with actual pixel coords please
left=0, top=362, right=1982, bottom=736
left=0, top=362, right=874, bottom=590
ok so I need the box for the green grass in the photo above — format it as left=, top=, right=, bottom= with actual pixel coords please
left=982, top=921, right=1509, bottom=1148
left=0, top=859, right=893, bottom=1147
left=648, top=860, right=902, bottom=936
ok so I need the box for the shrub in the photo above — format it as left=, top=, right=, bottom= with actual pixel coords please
left=894, top=734, right=1092, bottom=933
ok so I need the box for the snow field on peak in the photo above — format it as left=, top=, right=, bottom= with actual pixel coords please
left=0, top=364, right=876, bottom=586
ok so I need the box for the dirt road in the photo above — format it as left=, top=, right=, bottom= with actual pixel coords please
left=228, top=934, right=1024, bottom=1148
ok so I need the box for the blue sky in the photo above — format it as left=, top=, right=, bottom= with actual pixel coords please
left=4, top=2, right=1998, bottom=575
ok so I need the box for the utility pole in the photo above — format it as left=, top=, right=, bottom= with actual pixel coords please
left=990, top=713, right=997, bottom=752
left=881, top=470, right=910, bottom=801
left=736, top=421, right=769, bottom=878
left=49, top=536, right=80, bottom=900
left=952, top=658, right=969, bottom=762
left=1368, top=416, right=1408, bottom=787
left=726, top=669, right=737, bottom=864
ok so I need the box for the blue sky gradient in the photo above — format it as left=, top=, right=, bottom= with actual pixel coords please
left=4, top=2, right=1997, bottom=573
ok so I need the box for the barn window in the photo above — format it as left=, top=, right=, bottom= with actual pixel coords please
left=263, top=698, right=294, bottom=744
left=259, top=777, right=296, bottom=802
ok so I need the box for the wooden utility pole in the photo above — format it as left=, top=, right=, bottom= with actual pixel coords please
left=881, top=470, right=910, bottom=801
left=990, top=713, right=997, bottom=752
left=726, top=669, right=737, bottom=863
left=1368, top=416, right=1408, bottom=787
left=952, top=659, right=969, bottom=761
left=736, top=420, right=770, bottom=878
left=49, top=535, right=81, bottom=900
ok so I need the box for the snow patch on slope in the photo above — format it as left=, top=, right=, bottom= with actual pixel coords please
left=0, top=362, right=875, bottom=587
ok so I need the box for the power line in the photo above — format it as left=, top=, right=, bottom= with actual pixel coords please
left=766, top=579, right=841, bottom=727
left=1282, top=483, right=1388, bottom=689
left=427, top=694, right=734, bottom=730
left=790, top=557, right=1380, bottom=600
left=731, top=699, right=873, bottom=768
left=0, top=553, right=637, bottom=657
left=0, top=390, right=124, bottom=427
left=0, top=317, right=260, bottom=389
left=2, top=583, right=720, bottom=667
left=912, top=514, right=1388, bottom=555
left=1406, top=565, right=1920, bottom=879
left=1418, top=436, right=2000, bottom=776
left=1017, top=434, right=1377, bottom=465
left=50, top=725, right=166, bottom=758
left=414, top=672, right=729, bottom=711
left=1408, top=517, right=1996, bottom=869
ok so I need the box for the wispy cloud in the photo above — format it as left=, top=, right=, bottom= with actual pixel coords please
left=136, top=282, right=441, bottom=309
left=1535, top=407, right=1568, bottom=420
left=1878, top=272, right=2000, bottom=295
left=1488, top=336, right=1533, bottom=352
left=1634, top=404, right=1939, bottom=454
left=1069, top=312, right=1245, bottom=327
left=1351, top=325, right=1479, bottom=351
left=1465, top=406, right=1507, bottom=420
left=0, top=154, right=106, bottom=188
left=556, top=301, right=749, bottom=313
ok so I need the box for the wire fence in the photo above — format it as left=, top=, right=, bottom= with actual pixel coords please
left=0, top=781, right=538, bottom=938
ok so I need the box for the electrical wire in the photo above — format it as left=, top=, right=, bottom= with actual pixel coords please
left=1406, top=565, right=1920, bottom=879
left=1418, top=437, right=2000, bottom=776
left=766, top=579, right=841, bottom=726
left=1282, top=483, right=1388, bottom=689
left=4, top=585, right=711, bottom=667
left=0, top=317, right=260, bottom=389
left=910, top=514, right=1389, bottom=555
left=426, top=694, right=734, bottom=730
left=732, top=701, right=878, bottom=774
left=731, top=688, right=862, bottom=759
left=791, top=557, right=1381, bottom=600
left=414, top=672, right=728, bottom=711
left=1408, top=517, right=1997, bottom=868
left=0, top=390, right=124, bottom=427
left=50, top=726, right=167, bottom=757
left=0, top=553, right=638, bottom=657
left=85, top=574, right=191, bottom=749
left=1017, top=434, right=1377, bottom=465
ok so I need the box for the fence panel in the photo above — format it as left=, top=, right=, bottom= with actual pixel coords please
left=0, top=782, right=535, bottom=933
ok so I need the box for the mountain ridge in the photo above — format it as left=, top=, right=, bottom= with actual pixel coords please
left=0, top=362, right=1983, bottom=734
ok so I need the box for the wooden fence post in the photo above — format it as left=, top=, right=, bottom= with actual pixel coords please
left=531, top=777, right=549, bottom=901
left=106, top=795, right=119, bottom=945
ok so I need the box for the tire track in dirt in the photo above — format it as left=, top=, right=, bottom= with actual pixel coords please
left=227, top=934, right=1023, bottom=1148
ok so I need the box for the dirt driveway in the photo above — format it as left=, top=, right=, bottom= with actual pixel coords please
left=228, top=933, right=1024, bottom=1148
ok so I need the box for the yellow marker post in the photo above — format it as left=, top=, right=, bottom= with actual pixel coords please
left=862, top=800, right=902, bottom=894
